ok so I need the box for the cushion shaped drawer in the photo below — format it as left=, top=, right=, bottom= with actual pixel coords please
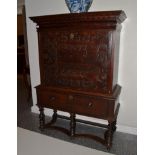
left=37, top=91, right=73, bottom=112
left=73, top=95, right=108, bottom=119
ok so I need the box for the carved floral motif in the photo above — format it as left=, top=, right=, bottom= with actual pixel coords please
left=40, top=30, right=110, bottom=91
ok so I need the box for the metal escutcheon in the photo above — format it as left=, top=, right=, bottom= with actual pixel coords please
left=49, top=96, right=55, bottom=101
left=70, top=33, right=74, bottom=39
left=88, top=102, right=93, bottom=107
left=69, top=95, right=74, bottom=100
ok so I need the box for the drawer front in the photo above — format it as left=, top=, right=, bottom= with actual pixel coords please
left=37, top=91, right=74, bottom=112
left=73, top=95, right=108, bottom=119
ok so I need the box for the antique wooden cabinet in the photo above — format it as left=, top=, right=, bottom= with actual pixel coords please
left=30, top=10, right=126, bottom=149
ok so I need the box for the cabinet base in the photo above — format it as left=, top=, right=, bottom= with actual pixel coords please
left=39, top=104, right=120, bottom=150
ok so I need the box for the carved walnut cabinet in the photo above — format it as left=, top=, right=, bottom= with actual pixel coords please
left=30, top=10, right=126, bottom=149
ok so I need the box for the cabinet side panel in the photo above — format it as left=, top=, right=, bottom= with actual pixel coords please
left=112, top=26, right=121, bottom=89
left=37, top=31, right=44, bottom=84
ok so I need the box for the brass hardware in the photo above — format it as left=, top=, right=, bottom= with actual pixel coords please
left=69, top=95, right=74, bottom=100
left=88, top=102, right=93, bottom=107
left=70, top=33, right=74, bottom=39
left=49, top=96, right=55, bottom=101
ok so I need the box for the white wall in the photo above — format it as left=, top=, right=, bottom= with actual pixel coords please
left=25, top=0, right=137, bottom=134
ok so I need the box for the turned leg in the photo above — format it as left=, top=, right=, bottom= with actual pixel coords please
left=106, top=121, right=113, bottom=150
left=112, top=120, right=117, bottom=132
left=39, top=107, right=45, bottom=131
left=70, top=113, right=76, bottom=137
left=50, top=109, right=57, bottom=124
left=104, top=119, right=117, bottom=150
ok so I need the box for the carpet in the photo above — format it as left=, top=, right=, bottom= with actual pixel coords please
left=17, top=127, right=115, bottom=155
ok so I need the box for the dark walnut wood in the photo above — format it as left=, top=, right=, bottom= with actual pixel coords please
left=30, top=10, right=126, bottom=150
left=38, top=106, right=45, bottom=131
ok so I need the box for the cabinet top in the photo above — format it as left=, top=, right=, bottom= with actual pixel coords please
left=30, top=10, right=126, bottom=26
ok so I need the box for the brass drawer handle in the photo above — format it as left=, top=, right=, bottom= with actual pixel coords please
left=49, top=96, right=55, bottom=101
left=88, top=102, right=93, bottom=107
left=68, top=95, right=74, bottom=100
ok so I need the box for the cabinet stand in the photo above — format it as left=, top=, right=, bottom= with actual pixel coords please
left=39, top=103, right=120, bottom=150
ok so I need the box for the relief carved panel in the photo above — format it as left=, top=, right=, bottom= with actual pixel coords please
left=40, top=30, right=111, bottom=91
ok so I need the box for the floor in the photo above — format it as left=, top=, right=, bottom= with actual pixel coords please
left=18, top=127, right=114, bottom=155
left=17, top=78, right=137, bottom=155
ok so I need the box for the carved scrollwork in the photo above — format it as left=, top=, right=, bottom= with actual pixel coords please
left=40, top=30, right=110, bottom=91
